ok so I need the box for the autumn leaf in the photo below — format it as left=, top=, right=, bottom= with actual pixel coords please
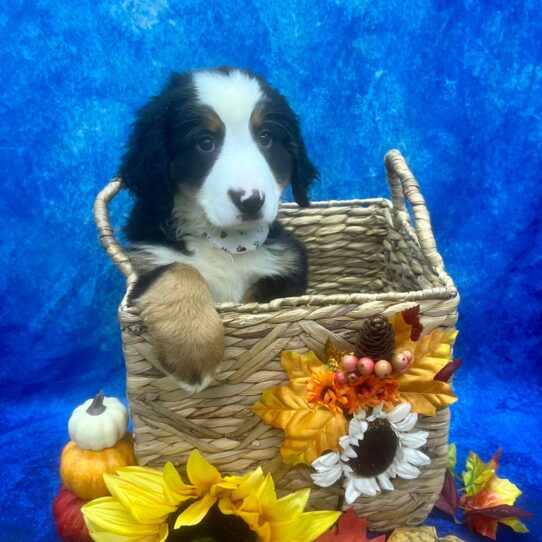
left=435, top=468, right=459, bottom=518
left=460, top=450, right=532, bottom=539
left=392, top=327, right=458, bottom=416
left=395, top=379, right=457, bottom=416
left=463, top=493, right=533, bottom=539
left=281, top=350, right=323, bottom=391
left=464, top=504, right=533, bottom=521
left=462, top=451, right=496, bottom=497
left=252, top=383, right=348, bottom=465
left=487, top=449, right=501, bottom=470
left=395, top=328, right=458, bottom=381
left=387, top=526, right=465, bottom=541
left=434, top=359, right=463, bottom=383
left=389, top=306, right=423, bottom=343
left=314, top=509, right=385, bottom=542
left=448, top=443, right=457, bottom=471
left=400, top=305, right=424, bottom=340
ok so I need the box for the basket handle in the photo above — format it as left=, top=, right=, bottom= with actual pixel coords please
left=384, top=149, right=445, bottom=271
left=93, top=178, right=136, bottom=279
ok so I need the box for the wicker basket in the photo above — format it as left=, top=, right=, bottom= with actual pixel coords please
left=94, top=150, right=459, bottom=531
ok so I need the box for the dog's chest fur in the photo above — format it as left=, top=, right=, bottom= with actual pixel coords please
left=132, top=240, right=293, bottom=303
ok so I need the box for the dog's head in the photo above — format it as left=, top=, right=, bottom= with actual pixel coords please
left=120, top=67, right=318, bottom=230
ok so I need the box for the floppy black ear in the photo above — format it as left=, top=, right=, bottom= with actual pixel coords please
left=250, top=71, right=319, bottom=208
left=119, top=91, right=174, bottom=220
left=290, top=136, right=319, bottom=208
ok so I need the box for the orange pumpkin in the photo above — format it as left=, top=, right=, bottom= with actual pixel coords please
left=60, top=433, right=136, bottom=500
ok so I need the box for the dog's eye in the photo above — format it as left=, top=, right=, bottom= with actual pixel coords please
left=197, top=135, right=215, bottom=152
left=258, top=130, right=273, bottom=148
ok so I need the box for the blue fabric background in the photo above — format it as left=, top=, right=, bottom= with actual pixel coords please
left=1, top=1, right=541, bottom=540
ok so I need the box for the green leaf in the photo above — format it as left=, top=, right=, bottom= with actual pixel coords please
left=447, top=443, right=457, bottom=472
left=500, top=517, right=529, bottom=533
left=462, top=451, right=495, bottom=497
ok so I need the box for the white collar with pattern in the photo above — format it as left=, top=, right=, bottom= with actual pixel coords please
left=201, top=225, right=270, bottom=254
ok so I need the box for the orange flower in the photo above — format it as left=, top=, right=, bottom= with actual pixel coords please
left=346, top=375, right=399, bottom=414
left=306, top=371, right=349, bottom=415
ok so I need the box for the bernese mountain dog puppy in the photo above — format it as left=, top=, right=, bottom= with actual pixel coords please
left=120, top=67, right=318, bottom=391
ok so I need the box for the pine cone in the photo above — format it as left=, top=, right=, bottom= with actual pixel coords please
left=355, top=315, right=395, bottom=360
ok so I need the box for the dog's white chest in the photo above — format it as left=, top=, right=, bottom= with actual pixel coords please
left=137, top=240, right=289, bottom=303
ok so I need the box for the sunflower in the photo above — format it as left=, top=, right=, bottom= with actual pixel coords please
left=82, top=450, right=340, bottom=542
left=311, top=403, right=430, bottom=503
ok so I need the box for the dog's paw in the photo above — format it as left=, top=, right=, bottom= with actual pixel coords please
left=132, top=263, right=224, bottom=392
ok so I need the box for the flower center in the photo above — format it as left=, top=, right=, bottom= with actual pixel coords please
left=348, top=418, right=399, bottom=477
left=166, top=502, right=257, bottom=542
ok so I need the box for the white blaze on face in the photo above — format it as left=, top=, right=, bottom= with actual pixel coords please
left=193, top=69, right=282, bottom=228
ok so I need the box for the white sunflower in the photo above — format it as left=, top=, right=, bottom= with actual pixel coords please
left=311, top=402, right=430, bottom=504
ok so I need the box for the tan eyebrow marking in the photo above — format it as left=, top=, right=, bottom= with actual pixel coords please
left=250, top=106, right=265, bottom=129
left=203, top=111, right=222, bottom=132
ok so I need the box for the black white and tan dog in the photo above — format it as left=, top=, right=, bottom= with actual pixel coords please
left=120, top=67, right=318, bottom=391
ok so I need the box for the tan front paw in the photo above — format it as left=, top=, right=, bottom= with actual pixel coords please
left=134, top=264, right=224, bottom=392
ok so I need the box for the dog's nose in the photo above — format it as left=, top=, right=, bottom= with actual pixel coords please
left=228, top=188, right=266, bottom=217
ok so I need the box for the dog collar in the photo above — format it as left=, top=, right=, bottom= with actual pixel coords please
left=201, top=225, right=270, bottom=254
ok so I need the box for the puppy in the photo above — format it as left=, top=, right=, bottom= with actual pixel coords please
left=120, top=67, right=318, bottom=391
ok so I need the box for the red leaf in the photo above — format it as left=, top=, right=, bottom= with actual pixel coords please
left=467, top=517, right=498, bottom=540
left=434, top=468, right=459, bottom=517
left=464, top=504, right=534, bottom=521
left=434, top=359, right=463, bottom=382
left=314, top=509, right=386, bottom=542
left=401, top=306, right=423, bottom=341
left=488, top=449, right=501, bottom=470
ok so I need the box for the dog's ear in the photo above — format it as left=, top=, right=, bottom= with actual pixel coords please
left=119, top=90, right=174, bottom=219
left=290, top=135, right=319, bottom=208
left=256, top=76, right=319, bottom=208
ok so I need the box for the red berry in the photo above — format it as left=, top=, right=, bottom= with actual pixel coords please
left=346, top=372, right=358, bottom=384
left=391, top=352, right=409, bottom=372
left=341, top=354, right=359, bottom=373
left=374, top=359, right=393, bottom=378
left=334, top=371, right=347, bottom=386
left=357, top=357, right=375, bottom=375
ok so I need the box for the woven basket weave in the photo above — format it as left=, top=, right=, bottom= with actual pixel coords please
left=94, top=150, right=459, bottom=531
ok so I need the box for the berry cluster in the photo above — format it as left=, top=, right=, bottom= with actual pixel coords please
left=334, top=350, right=413, bottom=385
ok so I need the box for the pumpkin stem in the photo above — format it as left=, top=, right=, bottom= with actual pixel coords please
left=87, top=390, right=107, bottom=416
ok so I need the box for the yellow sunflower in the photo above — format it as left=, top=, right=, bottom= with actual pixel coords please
left=81, top=450, right=340, bottom=542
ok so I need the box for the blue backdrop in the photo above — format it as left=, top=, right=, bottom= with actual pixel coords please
left=1, top=1, right=541, bottom=541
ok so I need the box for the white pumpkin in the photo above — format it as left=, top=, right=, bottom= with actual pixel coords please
left=68, top=391, right=129, bottom=451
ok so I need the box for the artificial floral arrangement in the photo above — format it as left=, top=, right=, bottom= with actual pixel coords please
left=52, top=392, right=533, bottom=541
left=435, top=444, right=533, bottom=540
left=252, top=307, right=459, bottom=503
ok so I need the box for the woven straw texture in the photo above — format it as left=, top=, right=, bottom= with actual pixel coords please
left=94, top=150, right=459, bottom=531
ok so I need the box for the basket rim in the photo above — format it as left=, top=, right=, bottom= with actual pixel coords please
left=278, top=196, right=390, bottom=209
left=213, top=286, right=458, bottom=314
left=119, top=195, right=458, bottom=315
left=119, top=194, right=458, bottom=315
left=120, top=196, right=458, bottom=315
